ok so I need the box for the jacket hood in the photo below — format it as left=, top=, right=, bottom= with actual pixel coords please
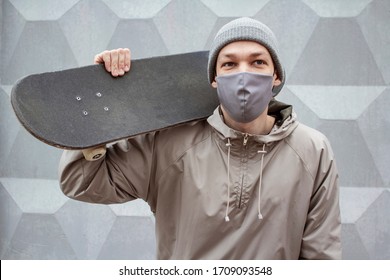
left=207, top=99, right=298, bottom=145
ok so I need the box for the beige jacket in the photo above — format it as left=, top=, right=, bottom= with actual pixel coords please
left=59, top=100, right=341, bottom=259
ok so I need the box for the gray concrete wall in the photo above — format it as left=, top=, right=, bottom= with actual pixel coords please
left=0, top=0, right=389, bottom=259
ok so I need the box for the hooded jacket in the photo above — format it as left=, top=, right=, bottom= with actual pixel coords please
left=59, top=100, right=341, bottom=259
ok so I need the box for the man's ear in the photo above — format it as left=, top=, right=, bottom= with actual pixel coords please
left=273, top=73, right=282, bottom=87
left=211, top=79, right=217, bottom=88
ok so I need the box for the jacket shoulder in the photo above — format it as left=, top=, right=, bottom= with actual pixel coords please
left=285, top=123, right=335, bottom=179
left=290, top=123, right=331, bottom=146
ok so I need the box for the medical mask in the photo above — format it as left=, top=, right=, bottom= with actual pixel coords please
left=216, top=72, right=273, bottom=123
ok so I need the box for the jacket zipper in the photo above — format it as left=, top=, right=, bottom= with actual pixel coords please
left=238, top=133, right=249, bottom=209
left=243, top=133, right=249, bottom=146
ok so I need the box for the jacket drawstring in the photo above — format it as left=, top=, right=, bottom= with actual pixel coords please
left=257, top=143, right=267, bottom=220
left=225, top=138, right=232, bottom=222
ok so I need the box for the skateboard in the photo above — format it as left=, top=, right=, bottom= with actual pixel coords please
left=11, top=51, right=219, bottom=160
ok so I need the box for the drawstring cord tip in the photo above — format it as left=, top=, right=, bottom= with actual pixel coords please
left=258, top=213, right=263, bottom=220
left=225, top=138, right=232, bottom=223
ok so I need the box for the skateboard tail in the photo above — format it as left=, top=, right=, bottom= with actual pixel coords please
left=11, top=76, right=69, bottom=149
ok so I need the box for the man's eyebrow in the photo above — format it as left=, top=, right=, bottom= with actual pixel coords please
left=218, top=53, right=236, bottom=59
left=219, top=52, right=268, bottom=58
left=249, top=52, right=267, bottom=57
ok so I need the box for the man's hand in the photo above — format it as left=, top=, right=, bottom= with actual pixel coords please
left=94, top=48, right=131, bottom=77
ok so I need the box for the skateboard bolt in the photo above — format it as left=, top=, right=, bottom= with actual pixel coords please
left=76, top=96, right=82, bottom=101
left=96, top=92, right=102, bottom=97
left=83, top=111, right=88, bottom=116
left=104, top=107, right=109, bottom=111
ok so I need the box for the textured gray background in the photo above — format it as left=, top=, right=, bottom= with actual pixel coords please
left=1, top=0, right=389, bottom=259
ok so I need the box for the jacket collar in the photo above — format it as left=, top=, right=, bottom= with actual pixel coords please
left=207, top=99, right=299, bottom=145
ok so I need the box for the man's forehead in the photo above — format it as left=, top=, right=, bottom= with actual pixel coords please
left=218, top=41, right=272, bottom=57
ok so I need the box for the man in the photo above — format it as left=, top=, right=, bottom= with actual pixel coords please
left=59, top=17, right=341, bottom=259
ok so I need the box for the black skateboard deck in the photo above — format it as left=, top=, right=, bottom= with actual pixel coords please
left=11, top=51, right=219, bottom=152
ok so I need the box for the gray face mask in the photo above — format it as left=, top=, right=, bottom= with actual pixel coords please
left=216, top=72, right=273, bottom=123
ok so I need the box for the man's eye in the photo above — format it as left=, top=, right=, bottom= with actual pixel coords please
left=254, top=60, right=265, bottom=65
left=222, top=62, right=235, bottom=67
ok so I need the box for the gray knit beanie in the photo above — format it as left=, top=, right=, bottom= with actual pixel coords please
left=208, top=17, right=285, bottom=95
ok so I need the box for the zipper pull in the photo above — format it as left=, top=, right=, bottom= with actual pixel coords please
left=243, top=133, right=249, bottom=146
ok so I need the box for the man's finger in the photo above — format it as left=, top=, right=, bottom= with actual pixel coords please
left=102, top=51, right=112, bottom=73
left=110, top=49, right=119, bottom=77
left=124, top=48, right=131, bottom=72
left=117, top=48, right=126, bottom=76
left=93, top=53, right=103, bottom=64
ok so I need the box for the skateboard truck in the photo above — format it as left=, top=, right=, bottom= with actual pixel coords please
left=82, top=146, right=107, bottom=161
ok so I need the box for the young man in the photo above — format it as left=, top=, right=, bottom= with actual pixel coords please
left=59, top=17, right=341, bottom=259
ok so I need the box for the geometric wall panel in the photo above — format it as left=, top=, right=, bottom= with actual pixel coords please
left=289, top=18, right=386, bottom=86
left=0, top=86, right=20, bottom=174
left=341, top=224, right=370, bottom=260
left=102, top=0, right=171, bottom=18
left=0, top=178, right=68, bottom=213
left=0, top=182, right=23, bottom=259
left=340, top=187, right=389, bottom=259
left=108, top=19, right=169, bottom=59
left=355, top=191, right=390, bottom=259
left=1, top=128, right=62, bottom=179
left=201, top=0, right=270, bottom=17
left=3, top=214, right=77, bottom=259
left=358, top=91, right=390, bottom=187
left=109, top=198, right=153, bottom=217
left=153, top=0, right=217, bottom=54
left=8, top=0, right=79, bottom=20
left=317, top=120, right=384, bottom=187
left=55, top=200, right=117, bottom=259
left=97, top=216, right=156, bottom=260
left=1, top=0, right=26, bottom=83
left=357, top=0, right=390, bottom=84
left=2, top=21, right=78, bottom=84
left=301, top=0, right=373, bottom=17
left=287, top=86, right=386, bottom=120
left=340, top=187, right=384, bottom=224
left=59, top=0, right=119, bottom=66
left=278, top=87, right=321, bottom=129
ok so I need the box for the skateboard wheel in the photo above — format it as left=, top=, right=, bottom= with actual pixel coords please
left=82, top=146, right=106, bottom=161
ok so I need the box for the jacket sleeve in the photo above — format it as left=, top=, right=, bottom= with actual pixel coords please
left=300, top=137, right=342, bottom=260
left=58, top=133, right=156, bottom=205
